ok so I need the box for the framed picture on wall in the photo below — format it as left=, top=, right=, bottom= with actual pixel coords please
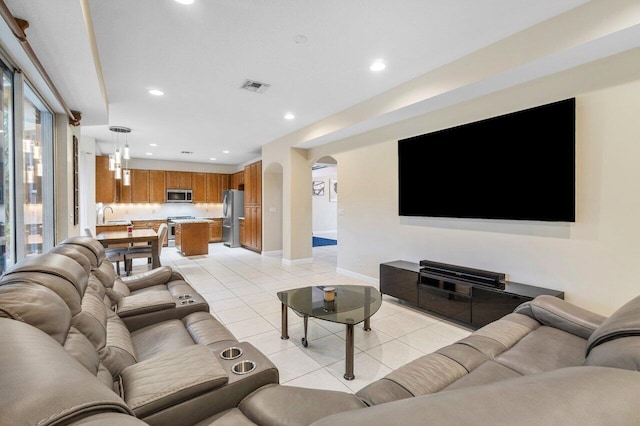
left=312, top=180, right=325, bottom=196
left=329, top=179, right=338, bottom=202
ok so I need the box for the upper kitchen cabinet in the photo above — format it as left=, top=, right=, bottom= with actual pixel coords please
left=230, top=171, right=244, bottom=190
left=192, top=172, right=207, bottom=203
left=166, top=171, right=192, bottom=189
left=149, top=170, right=166, bottom=203
left=205, top=173, right=229, bottom=203
left=244, top=161, right=262, bottom=205
left=131, top=170, right=150, bottom=203
left=95, top=156, right=116, bottom=204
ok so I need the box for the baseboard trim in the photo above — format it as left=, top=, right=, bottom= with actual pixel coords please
left=262, top=250, right=283, bottom=257
left=282, top=257, right=313, bottom=266
left=336, top=268, right=379, bottom=286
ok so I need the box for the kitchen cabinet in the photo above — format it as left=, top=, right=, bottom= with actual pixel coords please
left=149, top=170, right=166, bottom=203
left=230, top=171, right=244, bottom=190
left=117, top=178, right=132, bottom=203
left=239, top=218, right=245, bottom=246
left=175, top=221, right=209, bottom=256
left=95, top=156, right=116, bottom=204
left=192, top=172, right=207, bottom=203
left=242, top=160, right=262, bottom=253
left=131, top=170, right=149, bottom=203
left=208, top=218, right=223, bottom=242
left=205, top=173, right=229, bottom=203
left=166, top=171, right=192, bottom=189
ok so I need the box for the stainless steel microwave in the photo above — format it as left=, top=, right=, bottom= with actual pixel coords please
left=166, top=189, right=193, bottom=203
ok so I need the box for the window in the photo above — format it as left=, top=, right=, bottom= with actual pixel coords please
left=20, top=83, right=54, bottom=258
left=0, top=65, right=12, bottom=272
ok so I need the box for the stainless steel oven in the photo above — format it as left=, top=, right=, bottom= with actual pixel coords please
left=167, top=216, right=195, bottom=241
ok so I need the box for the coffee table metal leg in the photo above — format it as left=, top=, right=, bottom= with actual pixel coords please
left=344, top=324, right=355, bottom=380
left=281, top=303, right=289, bottom=340
left=302, top=315, right=309, bottom=347
left=364, top=317, right=371, bottom=331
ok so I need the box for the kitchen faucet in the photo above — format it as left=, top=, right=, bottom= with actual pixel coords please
left=103, top=206, right=114, bottom=224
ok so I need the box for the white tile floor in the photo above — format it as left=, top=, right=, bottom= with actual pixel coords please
left=129, top=243, right=473, bottom=393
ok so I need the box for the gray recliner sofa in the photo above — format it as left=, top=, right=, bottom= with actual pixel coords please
left=0, top=236, right=638, bottom=425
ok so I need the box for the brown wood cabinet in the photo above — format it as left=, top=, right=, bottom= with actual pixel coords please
left=205, top=173, right=229, bottom=203
left=208, top=218, right=223, bottom=242
left=166, top=171, right=192, bottom=189
left=242, top=160, right=262, bottom=253
left=239, top=218, right=245, bottom=246
left=95, top=156, right=116, bottom=204
left=192, top=172, right=207, bottom=203
left=117, top=178, right=132, bottom=203
left=149, top=170, right=166, bottom=203
left=175, top=222, right=209, bottom=256
left=131, top=170, right=149, bottom=203
left=230, top=171, right=244, bottom=190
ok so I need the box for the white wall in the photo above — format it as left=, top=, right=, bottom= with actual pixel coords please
left=312, top=165, right=337, bottom=235
left=328, top=79, right=640, bottom=316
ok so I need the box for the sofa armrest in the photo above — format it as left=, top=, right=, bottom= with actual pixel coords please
left=514, top=295, right=606, bottom=339
left=121, top=345, right=228, bottom=418
left=116, top=291, right=176, bottom=318
left=121, top=266, right=173, bottom=292
left=310, top=367, right=640, bottom=426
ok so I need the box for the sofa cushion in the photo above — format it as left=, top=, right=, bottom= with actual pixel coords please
left=0, top=283, right=71, bottom=345
left=584, top=336, right=640, bottom=370
left=495, top=326, right=586, bottom=375
left=131, top=320, right=196, bottom=361
left=441, top=360, right=521, bottom=391
left=355, top=378, right=414, bottom=406
left=239, top=384, right=366, bottom=426
left=586, top=294, right=640, bottom=355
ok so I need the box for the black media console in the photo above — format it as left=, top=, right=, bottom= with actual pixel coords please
left=380, top=260, right=564, bottom=328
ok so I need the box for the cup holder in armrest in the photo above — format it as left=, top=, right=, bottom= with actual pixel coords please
left=178, top=294, right=193, bottom=300
left=179, top=299, right=195, bottom=305
left=220, top=347, right=243, bottom=360
left=231, top=360, right=256, bottom=375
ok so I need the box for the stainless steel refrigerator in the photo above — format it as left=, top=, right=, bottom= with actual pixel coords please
left=223, top=189, right=244, bottom=248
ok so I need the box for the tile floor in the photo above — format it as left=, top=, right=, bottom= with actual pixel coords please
left=129, top=243, right=473, bottom=393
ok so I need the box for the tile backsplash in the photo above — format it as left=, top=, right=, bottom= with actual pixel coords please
left=101, top=203, right=224, bottom=221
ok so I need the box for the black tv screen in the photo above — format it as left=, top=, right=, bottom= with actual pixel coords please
left=398, top=98, right=575, bottom=222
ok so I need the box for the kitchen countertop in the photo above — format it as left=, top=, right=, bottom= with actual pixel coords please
left=171, top=219, right=213, bottom=224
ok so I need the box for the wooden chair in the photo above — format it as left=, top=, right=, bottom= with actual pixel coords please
left=124, top=223, right=168, bottom=276
left=84, top=228, right=126, bottom=275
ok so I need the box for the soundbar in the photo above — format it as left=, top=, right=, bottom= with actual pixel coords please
left=419, top=260, right=506, bottom=289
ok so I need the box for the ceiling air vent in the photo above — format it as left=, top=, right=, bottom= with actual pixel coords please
left=241, top=79, right=271, bottom=93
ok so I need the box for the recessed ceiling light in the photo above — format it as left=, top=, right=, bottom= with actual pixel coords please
left=148, top=89, right=164, bottom=96
left=222, top=150, right=230, bottom=154
left=174, top=0, right=194, bottom=4
left=210, top=157, right=216, bottom=161
left=149, top=143, right=158, bottom=147
left=284, top=113, right=295, bottom=120
left=370, top=59, right=386, bottom=72
left=145, top=152, right=153, bottom=156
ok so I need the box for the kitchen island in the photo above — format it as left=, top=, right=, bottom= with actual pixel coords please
left=173, top=219, right=212, bottom=256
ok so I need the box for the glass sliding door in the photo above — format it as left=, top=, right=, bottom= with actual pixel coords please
left=0, top=65, right=12, bottom=272
left=21, top=83, right=53, bottom=257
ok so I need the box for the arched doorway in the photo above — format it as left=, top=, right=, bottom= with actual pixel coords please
left=311, top=156, right=338, bottom=249
left=262, top=162, right=284, bottom=255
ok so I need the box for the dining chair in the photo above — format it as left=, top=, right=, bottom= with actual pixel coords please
left=84, top=228, right=127, bottom=275
left=124, top=223, right=168, bottom=276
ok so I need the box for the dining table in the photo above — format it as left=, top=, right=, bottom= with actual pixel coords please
left=95, top=228, right=160, bottom=269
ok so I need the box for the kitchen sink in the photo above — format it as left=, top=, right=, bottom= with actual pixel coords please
left=105, top=220, right=132, bottom=225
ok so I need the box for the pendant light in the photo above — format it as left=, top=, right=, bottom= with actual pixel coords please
left=109, top=126, right=132, bottom=183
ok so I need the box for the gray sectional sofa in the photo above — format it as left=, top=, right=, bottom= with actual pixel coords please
left=0, top=236, right=638, bottom=425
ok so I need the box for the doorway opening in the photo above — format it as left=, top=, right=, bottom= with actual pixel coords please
left=312, top=156, right=337, bottom=247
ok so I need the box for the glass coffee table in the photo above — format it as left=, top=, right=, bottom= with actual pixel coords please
left=277, top=285, right=382, bottom=380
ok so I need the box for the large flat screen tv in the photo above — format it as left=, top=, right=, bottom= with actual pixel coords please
left=398, top=98, right=575, bottom=222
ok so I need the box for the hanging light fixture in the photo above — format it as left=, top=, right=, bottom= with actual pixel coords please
left=109, top=126, right=132, bottom=184
left=108, top=154, right=115, bottom=171
left=36, top=161, right=42, bottom=177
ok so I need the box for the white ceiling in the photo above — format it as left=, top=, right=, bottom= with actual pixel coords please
left=3, top=0, right=602, bottom=165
